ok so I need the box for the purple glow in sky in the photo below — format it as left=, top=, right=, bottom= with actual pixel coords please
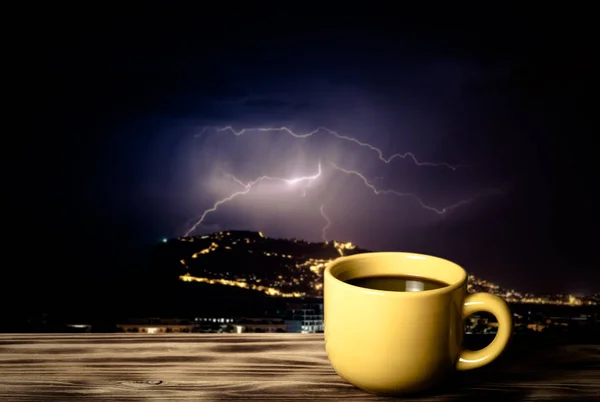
left=183, top=126, right=503, bottom=243
left=23, top=14, right=597, bottom=296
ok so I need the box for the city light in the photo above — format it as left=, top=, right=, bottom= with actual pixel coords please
left=174, top=231, right=597, bottom=306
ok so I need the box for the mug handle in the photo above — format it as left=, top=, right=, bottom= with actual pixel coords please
left=456, top=292, right=513, bottom=371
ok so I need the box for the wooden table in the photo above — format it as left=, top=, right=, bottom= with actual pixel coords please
left=0, top=334, right=598, bottom=401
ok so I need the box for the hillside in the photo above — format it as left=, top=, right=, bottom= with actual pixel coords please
left=148, top=231, right=595, bottom=307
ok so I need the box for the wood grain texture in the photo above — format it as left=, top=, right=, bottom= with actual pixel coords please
left=0, top=334, right=598, bottom=401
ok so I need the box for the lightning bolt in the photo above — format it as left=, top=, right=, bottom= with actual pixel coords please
left=210, top=126, right=461, bottom=170
left=184, top=162, right=322, bottom=237
left=330, top=162, right=496, bottom=215
left=185, top=160, right=496, bottom=238
left=185, top=126, right=499, bottom=238
left=319, top=204, right=331, bottom=242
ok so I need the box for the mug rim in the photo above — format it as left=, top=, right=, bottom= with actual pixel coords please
left=324, top=251, right=467, bottom=298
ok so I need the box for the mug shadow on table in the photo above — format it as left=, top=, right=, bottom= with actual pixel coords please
left=398, top=334, right=600, bottom=401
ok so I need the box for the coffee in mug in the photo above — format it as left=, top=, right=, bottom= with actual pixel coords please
left=346, top=275, right=449, bottom=292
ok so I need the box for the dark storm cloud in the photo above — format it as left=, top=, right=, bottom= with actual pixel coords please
left=28, top=13, right=597, bottom=297
left=239, top=97, right=293, bottom=109
left=224, top=96, right=317, bottom=116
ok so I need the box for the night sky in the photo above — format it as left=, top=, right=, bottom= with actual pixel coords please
left=14, top=11, right=597, bottom=303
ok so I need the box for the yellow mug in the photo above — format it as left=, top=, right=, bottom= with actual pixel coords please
left=324, top=252, right=512, bottom=396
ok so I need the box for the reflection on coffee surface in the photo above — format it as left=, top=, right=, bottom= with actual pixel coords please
left=346, top=275, right=449, bottom=292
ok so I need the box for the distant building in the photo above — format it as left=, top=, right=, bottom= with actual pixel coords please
left=465, top=314, right=495, bottom=334
left=193, top=317, right=235, bottom=333
left=284, top=301, right=323, bottom=333
left=231, top=317, right=287, bottom=333
left=284, top=320, right=302, bottom=333
left=116, top=318, right=194, bottom=334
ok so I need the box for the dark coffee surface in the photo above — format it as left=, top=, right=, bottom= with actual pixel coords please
left=346, top=275, right=449, bottom=292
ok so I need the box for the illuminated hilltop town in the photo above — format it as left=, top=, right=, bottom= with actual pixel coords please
left=172, top=231, right=597, bottom=306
